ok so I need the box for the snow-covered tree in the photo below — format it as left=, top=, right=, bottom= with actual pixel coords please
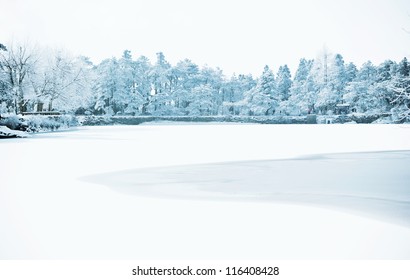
left=258, top=66, right=276, bottom=96
left=345, top=62, right=358, bottom=83
left=329, top=54, right=348, bottom=95
left=147, top=52, right=173, bottom=115
left=93, top=58, right=119, bottom=115
left=284, top=58, right=315, bottom=115
left=0, top=44, right=9, bottom=111
left=196, top=66, right=224, bottom=115
left=314, top=51, right=348, bottom=114
left=276, top=64, right=292, bottom=102
left=221, top=74, right=256, bottom=115
left=344, top=61, right=378, bottom=113
left=30, top=49, right=93, bottom=113
left=133, top=56, right=152, bottom=114
left=245, top=65, right=278, bottom=115
left=117, top=50, right=136, bottom=113
left=2, top=43, right=404, bottom=119
left=242, top=66, right=278, bottom=115
left=150, top=52, right=171, bottom=95
left=170, top=59, right=201, bottom=113
left=173, top=59, right=200, bottom=90
left=389, top=58, right=410, bottom=121
left=186, top=84, right=216, bottom=115
left=0, top=43, right=37, bottom=113
left=116, top=50, right=148, bottom=115
left=372, top=60, right=397, bottom=113
left=242, top=87, right=272, bottom=116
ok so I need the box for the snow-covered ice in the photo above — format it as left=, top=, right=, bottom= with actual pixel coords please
left=1, top=123, right=410, bottom=259
left=85, top=151, right=410, bottom=228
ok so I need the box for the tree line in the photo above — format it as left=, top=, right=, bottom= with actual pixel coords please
left=1, top=43, right=409, bottom=121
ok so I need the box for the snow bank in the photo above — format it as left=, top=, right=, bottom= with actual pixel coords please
left=0, top=126, right=28, bottom=138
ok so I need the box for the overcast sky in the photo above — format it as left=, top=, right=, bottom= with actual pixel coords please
left=1, top=0, right=410, bottom=76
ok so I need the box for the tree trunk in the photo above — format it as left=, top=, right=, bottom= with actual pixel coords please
left=18, top=87, right=25, bottom=113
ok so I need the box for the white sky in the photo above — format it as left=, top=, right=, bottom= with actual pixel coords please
left=1, top=0, right=410, bottom=76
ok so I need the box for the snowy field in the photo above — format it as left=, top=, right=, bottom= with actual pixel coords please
left=1, top=123, right=410, bottom=259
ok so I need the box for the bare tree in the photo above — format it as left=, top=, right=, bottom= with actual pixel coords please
left=0, top=42, right=37, bottom=114
left=31, top=49, right=92, bottom=112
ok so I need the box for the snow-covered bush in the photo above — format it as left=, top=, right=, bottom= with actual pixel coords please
left=0, top=114, right=26, bottom=130
left=23, top=115, right=78, bottom=132
left=0, top=113, right=78, bottom=132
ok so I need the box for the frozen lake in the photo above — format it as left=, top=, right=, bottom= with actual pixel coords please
left=1, top=123, right=410, bottom=259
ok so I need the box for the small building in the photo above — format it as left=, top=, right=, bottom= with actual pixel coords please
left=335, top=103, right=350, bottom=115
left=222, top=100, right=246, bottom=115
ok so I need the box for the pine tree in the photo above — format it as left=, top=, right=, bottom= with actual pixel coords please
left=345, top=62, right=358, bottom=84
left=285, top=58, right=316, bottom=115
left=276, top=64, right=292, bottom=101
left=390, top=58, right=410, bottom=121
left=344, top=61, right=378, bottom=113
left=172, top=59, right=200, bottom=113
left=147, top=52, right=173, bottom=115
left=244, top=66, right=277, bottom=115
left=397, top=57, right=410, bottom=77
left=221, top=74, right=256, bottom=115
left=187, top=85, right=216, bottom=116
left=93, top=58, right=120, bottom=115
left=315, top=53, right=348, bottom=114
left=259, top=65, right=276, bottom=96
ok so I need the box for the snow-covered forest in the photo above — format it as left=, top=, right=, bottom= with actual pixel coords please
left=1, top=43, right=409, bottom=121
